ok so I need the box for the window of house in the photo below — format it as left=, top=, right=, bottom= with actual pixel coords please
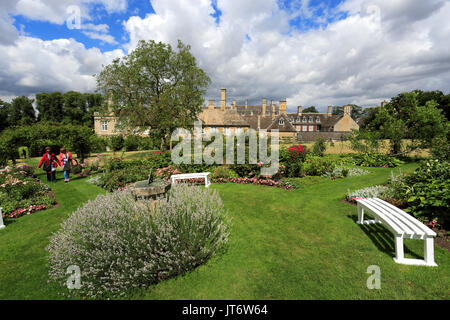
left=302, top=117, right=307, bottom=123
left=101, top=121, right=108, bottom=131
left=279, top=119, right=285, bottom=125
left=309, top=116, right=313, bottom=123
left=309, top=126, right=314, bottom=132
left=302, top=125, right=308, bottom=132
left=296, top=117, right=300, bottom=122
left=224, top=127, right=230, bottom=135
left=316, top=117, right=321, bottom=123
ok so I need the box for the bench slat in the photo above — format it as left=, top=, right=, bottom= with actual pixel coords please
left=370, top=198, right=436, bottom=237
left=357, top=200, right=406, bottom=235
left=363, top=199, right=423, bottom=237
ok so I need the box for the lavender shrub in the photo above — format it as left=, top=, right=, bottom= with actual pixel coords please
left=47, top=184, right=229, bottom=298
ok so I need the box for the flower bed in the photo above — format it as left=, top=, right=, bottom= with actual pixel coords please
left=0, top=165, right=56, bottom=219
left=213, top=176, right=295, bottom=190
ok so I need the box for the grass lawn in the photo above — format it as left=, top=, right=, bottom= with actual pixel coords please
left=0, top=161, right=448, bottom=299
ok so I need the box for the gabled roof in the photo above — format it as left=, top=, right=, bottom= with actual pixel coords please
left=266, top=114, right=297, bottom=132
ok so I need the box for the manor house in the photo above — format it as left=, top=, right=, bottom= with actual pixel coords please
left=94, top=88, right=359, bottom=141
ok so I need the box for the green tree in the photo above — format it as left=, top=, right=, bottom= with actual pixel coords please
left=63, top=91, right=86, bottom=125
left=303, top=106, right=318, bottom=113
left=333, top=104, right=364, bottom=120
left=0, top=99, right=11, bottom=131
left=36, top=92, right=64, bottom=122
left=10, top=96, right=36, bottom=126
left=96, top=39, right=211, bottom=151
left=354, top=91, right=447, bottom=155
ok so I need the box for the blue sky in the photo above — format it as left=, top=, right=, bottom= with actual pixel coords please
left=1, top=0, right=449, bottom=108
left=10, top=0, right=348, bottom=52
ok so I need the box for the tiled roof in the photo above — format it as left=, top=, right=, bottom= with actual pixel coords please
left=199, top=108, right=249, bottom=127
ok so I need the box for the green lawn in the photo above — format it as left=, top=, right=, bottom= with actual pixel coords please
left=0, top=162, right=449, bottom=299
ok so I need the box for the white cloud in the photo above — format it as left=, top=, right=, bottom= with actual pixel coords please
left=82, top=31, right=118, bottom=45
left=122, top=0, right=450, bottom=110
left=1, top=0, right=450, bottom=111
left=0, top=36, right=123, bottom=97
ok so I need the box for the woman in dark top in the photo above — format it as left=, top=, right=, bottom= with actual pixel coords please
left=38, top=146, right=61, bottom=182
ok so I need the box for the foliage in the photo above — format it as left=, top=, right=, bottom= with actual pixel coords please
left=387, top=160, right=450, bottom=228
left=333, top=104, right=364, bottom=120
left=351, top=153, right=404, bottom=168
left=347, top=185, right=389, bottom=202
left=47, top=185, right=229, bottom=298
left=312, top=137, right=327, bottom=157
left=10, top=96, right=36, bottom=126
left=108, top=135, right=124, bottom=152
left=303, top=106, right=318, bottom=113
left=323, top=166, right=369, bottom=179
left=0, top=165, right=55, bottom=218
left=211, top=166, right=238, bottom=179
left=0, top=122, right=95, bottom=161
left=303, top=155, right=335, bottom=176
left=96, top=39, right=211, bottom=151
left=124, top=135, right=140, bottom=151
left=360, top=91, right=448, bottom=155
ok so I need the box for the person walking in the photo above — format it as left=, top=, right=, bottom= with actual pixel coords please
left=59, top=147, right=73, bottom=183
left=38, top=146, right=61, bottom=183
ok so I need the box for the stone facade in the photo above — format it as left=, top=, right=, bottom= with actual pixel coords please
left=94, top=88, right=360, bottom=140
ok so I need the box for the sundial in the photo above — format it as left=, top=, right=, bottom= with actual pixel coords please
left=147, top=168, right=154, bottom=185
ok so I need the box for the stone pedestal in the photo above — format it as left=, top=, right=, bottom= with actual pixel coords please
left=128, top=179, right=171, bottom=212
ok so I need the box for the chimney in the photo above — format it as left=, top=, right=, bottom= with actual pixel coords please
left=232, top=99, right=236, bottom=110
left=297, top=106, right=302, bottom=116
left=271, top=101, right=276, bottom=119
left=328, top=106, right=332, bottom=116
left=262, top=98, right=267, bottom=116
left=221, top=88, right=226, bottom=111
left=208, top=100, right=215, bottom=110
left=280, top=99, right=287, bottom=115
left=344, top=105, right=351, bottom=116
left=245, top=99, right=248, bottom=109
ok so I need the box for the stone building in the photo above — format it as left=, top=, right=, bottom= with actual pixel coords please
left=94, top=88, right=360, bottom=141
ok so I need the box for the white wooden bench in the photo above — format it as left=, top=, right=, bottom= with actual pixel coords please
left=356, top=198, right=437, bottom=267
left=171, top=172, right=211, bottom=188
left=0, top=208, right=5, bottom=230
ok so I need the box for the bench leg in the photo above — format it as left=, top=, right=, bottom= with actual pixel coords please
left=393, top=236, right=404, bottom=263
left=424, top=237, right=437, bottom=266
left=357, top=204, right=364, bottom=224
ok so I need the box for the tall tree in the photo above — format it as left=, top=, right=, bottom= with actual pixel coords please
left=36, top=92, right=64, bottom=122
left=0, top=99, right=11, bottom=131
left=303, top=106, right=318, bottom=113
left=356, top=91, right=447, bottom=155
left=63, top=91, right=86, bottom=125
left=10, top=96, right=35, bottom=126
left=96, top=39, right=211, bottom=150
left=333, top=104, right=364, bottom=120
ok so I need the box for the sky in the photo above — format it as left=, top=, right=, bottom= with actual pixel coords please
left=0, top=0, right=449, bottom=112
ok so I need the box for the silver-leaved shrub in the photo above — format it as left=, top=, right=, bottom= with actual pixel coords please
left=347, top=185, right=388, bottom=202
left=47, top=184, right=230, bottom=298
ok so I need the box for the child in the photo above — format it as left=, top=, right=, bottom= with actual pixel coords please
left=38, top=147, right=61, bottom=182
